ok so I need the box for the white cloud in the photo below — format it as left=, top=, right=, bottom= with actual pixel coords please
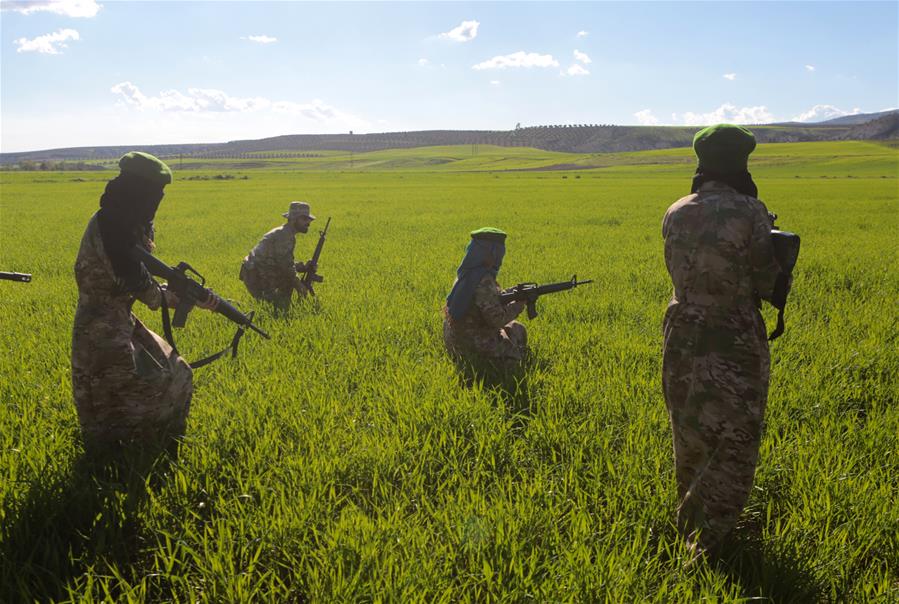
left=111, top=82, right=271, bottom=112
left=2, top=0, right=100, bottom=17
left=14, top=28, right=79, bottom=54
left=573, top=50, right=592, bottom=64
left=791, top=104, right=862, bottom=122
left=563, top=64, right=589, bottom=77
left=681, top=103, right=774, bottom=125
left=490, top=80, right=501, bottom=85
left=472, top=51, right=558, bottom=70
left=243, top=35, right=277, bottom=44
left=417, top=58, right=430, bottom=67
left=723, top=73, right=736, bottom=81
left=109, top=82, right=367, bottom=129
left=576, top=30, right=589, bottom=38
left=439, top=20, right=479, bottom=42
left=634, top=109, right=659, bottom=125
left=805, top=64, right=816, bottom=72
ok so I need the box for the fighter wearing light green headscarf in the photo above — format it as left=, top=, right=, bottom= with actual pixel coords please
left=662, top=124, right=787, bottom=561
left=443, top=228, right=527, bottom=369
left=72, top=152, right=219, bottom=455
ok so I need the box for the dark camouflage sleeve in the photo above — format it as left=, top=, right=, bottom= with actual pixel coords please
left=134, top=274, right=163, bottom=310
left=748, top=200, right=782, bottom=302
left=474, top=276, right=521, bottom=328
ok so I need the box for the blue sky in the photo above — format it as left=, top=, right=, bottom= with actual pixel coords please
left=1, top=1, right=896, bottom=152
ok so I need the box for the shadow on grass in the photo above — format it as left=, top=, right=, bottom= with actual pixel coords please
left=452, top=353, right=549, bottom=423
left=0, top=447, right=176, bottom=602
left=714, top=532, right=826, bottom=603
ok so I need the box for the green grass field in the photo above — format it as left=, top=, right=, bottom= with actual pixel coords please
left=1, top=141, right=897, bottom=602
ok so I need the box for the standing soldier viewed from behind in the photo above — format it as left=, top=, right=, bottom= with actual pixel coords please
left=443, top=228, right=528, bottom=372
left=661, top=124, right=789, bottom=562
left=72, top=152, right=219, bottom=455
left=240, top=201, right=315, bottom=311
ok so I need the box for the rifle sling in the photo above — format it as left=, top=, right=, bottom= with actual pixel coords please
left=159, top=294, right=245, bottom=369
left=767, top=272, right=791, bottom=341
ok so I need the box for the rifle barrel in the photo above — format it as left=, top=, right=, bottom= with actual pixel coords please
left=0, top=272, right=32, bottom=282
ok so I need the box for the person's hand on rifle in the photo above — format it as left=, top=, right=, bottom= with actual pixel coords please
left=196, top=289, right=221, bottom=311
left=161, top=283, right=179, bottom=307
left=505, top=299, right=527, bottom=317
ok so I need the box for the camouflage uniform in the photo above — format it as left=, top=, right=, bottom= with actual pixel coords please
left=72, top=214, right=193, bottom=452
left=240, top=224, right=308, bottom=309
left=662, top=181, right=781, bottom=553
left=443, top=274, right=527, bottom=368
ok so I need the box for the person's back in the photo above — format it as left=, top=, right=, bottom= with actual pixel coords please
left=663, top=181, right=778, bottom=315
left=661, top=124, right=786, bottom=564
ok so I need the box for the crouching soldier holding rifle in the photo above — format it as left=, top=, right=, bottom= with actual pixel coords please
left=72, top=152, right=221, bottom=455
left=443, top=228, right=528, bottom=372
left=240, top=201, right=321, bottom=311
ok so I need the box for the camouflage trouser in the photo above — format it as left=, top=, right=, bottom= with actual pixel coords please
left=443, top=318, right=528, bottom=370
left=240, top=263, right=305, bottom=310
left=662, top=302, right=770, bottom=553
left=72, top=319, right=193, bottom=455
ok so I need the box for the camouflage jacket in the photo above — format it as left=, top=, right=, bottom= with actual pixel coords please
left=662, top=182, right=781, bottom=312
left=242, top=224, right=300, bottom=289
left=74, top=213, right=162, bottom=329
left=72, top=213, right=166, bottom=391
left=447, top=274, right=521, bottom=336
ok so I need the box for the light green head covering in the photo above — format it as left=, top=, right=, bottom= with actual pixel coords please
left=118, top=151, right=173, bottom=185
left=692, top=124, right=757, bottom=174
left=470, top=227, right=507, bottom=242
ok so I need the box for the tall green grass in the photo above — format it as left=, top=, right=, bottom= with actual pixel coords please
left=1, top=142, right=897, bottom=601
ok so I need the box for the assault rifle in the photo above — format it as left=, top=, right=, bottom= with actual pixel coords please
left=131, top=246, right=270, bottom=367
left=296, top=216, right=331, bottom=295
left=499, top=275, right=593, bottom=319
left=0, top=272, right=31, bottom=282
left=767, top=212, right=801, bottom=341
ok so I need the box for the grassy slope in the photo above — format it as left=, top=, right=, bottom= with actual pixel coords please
left=0, top=141, right=897, bottom=602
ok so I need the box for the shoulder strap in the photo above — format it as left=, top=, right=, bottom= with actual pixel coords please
left=159, top=295, right=249, bottom=368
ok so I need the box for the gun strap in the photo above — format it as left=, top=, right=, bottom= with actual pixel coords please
left=767, top=272, right=791, bottom=341
left=159, top=295, right=245, bottom=369
left=768, top=308, right=786, bottom=341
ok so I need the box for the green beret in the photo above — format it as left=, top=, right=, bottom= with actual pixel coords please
left=470, top=227, right=507, bottom=242
left=693, top=124, right=757, bottom=174
left=118, top=151, right=173, bottom=186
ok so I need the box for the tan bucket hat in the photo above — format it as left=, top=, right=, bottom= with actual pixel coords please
left=283, top=201, right=316, bottom=220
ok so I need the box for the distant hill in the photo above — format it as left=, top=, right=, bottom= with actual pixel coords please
left=3, top=111, right=898, bottom=166
left=817, top=109, right=898, bottom=126
left=838, top=112, right=899, bottom=140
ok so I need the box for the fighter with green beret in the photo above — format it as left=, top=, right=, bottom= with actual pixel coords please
left=118, top=151, right=174, bottom=185
left=661, top=125, right=787, bottom=563
left=71, top=151, right=218, bottom=456
left=443, top=227, right=528, bottom=370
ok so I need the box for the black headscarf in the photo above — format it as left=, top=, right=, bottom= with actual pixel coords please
left=96, top=173, right=165, bottom=292
left=691, top=167, right=758, bottom=199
